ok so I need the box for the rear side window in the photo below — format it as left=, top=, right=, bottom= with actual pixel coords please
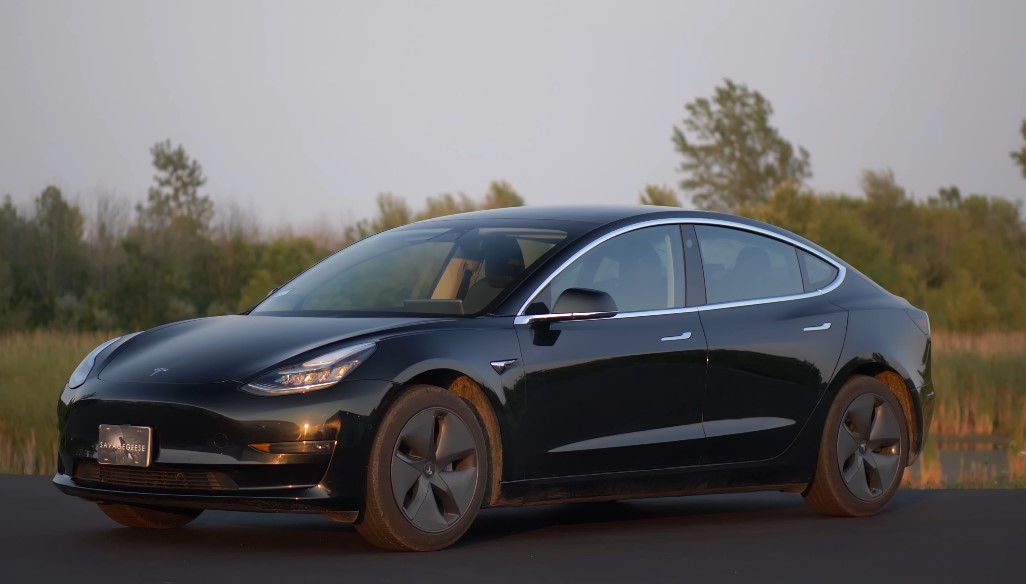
left=799, top=250, right=840, bottom=291
left=694, top=225, right=804, bottom=304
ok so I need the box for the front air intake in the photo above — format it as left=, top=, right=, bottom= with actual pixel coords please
left=74, top=460, right=239, bottom=492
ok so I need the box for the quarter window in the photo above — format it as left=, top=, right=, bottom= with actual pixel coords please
left=799, top=249, right=840, bottom=291
left=694, top=225, right=804, bottom=304
left=538, top=226, right=685, bottom=313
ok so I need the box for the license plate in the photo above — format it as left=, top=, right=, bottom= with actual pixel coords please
left=97, top=424, right=153, bottom=467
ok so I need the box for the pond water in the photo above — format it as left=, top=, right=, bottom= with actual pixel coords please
left=904, top=436, right=1026, bottom=487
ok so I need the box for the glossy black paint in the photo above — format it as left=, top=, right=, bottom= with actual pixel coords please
left=516, top=312, right=708, bottom=477
left=699, top=297, right=849, bottom=464
left=54, top=205, right=933, bottom=517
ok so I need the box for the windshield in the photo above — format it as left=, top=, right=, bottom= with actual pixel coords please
left=250, top=224, right=569, bottom=316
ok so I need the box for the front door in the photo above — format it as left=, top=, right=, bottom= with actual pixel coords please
left=515, top=224, right=708, bottom=478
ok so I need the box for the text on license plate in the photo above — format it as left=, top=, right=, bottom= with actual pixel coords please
left=97, top=424, right=153, bottom=467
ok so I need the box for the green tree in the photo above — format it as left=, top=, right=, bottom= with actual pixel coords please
left=959, top=194, right=1025, bottom=261
left=672, top=79, right=811, bottom=212
left=639, top=184, right=682, bottom=207
left=481, top=180, right=524, bottom=209
left=0, top=258, right=15, bottom=326
left=343, top=193, right=412, bottom=242
left=138, top=139, right=213, bottom=233
left=114, top=141, right=218, bottom=328
left=858, top=169, right=922, bottom=255
left=26, top=186, right=88, bottom=326
left=926, top=268, right=998, bottom=331
left=932, top=186, right=962, bottom=208
left=1012, top=119, right=1026, bottom=180
left=415, top=181, right=524, bottom=222
left=236, top=237, right=321, bottom=310
left=204, top=205, right=258, bottom=316
left=350, top=182, right=525, bottom=241
left=0, top=196, right=31, bottom=328
left=739, top=181, right=817, bottom=234
left=372, top=192, right=411, bottom=231
left=76, top=193, right=130, bottom=328
left=416, top=193, right=477, bottom=221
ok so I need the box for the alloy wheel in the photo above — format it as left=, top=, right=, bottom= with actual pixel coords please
left=836, top=393, right=902, bottom=501
left=390, top=407, right=480, bottom=533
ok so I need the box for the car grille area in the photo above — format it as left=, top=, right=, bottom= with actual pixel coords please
left=74, top=461, right=239, bottom=492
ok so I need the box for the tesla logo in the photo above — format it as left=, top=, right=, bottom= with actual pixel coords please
left=150, top=368, right=169, bottom=377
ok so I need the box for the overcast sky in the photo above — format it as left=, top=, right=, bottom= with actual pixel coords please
left=2, top=0, right=1024, bottom=228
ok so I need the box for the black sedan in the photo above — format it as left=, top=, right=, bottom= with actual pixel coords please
left=54, top=205, right=934, bottom=551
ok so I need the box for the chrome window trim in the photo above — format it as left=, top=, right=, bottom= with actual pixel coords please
left=513, top=217, right=846, bottom=322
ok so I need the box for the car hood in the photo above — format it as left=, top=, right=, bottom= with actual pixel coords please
left=98, top=315, right=443, bottom=384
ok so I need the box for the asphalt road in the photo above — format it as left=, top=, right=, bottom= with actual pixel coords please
left=1, top=475, right=1021, bottom=584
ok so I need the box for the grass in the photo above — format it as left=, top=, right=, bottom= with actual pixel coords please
left=903, top=331, right=1026, bottom=488
left=0, top=331, right=112, bottom=475
left=1, top=329, right=1024, bottom=487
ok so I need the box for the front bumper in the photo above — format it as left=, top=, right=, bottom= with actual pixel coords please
left=53, top=377, right=397, bottom=514
left=52, top=473, right=346, bottom=513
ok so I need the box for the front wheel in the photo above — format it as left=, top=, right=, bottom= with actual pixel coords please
left=355, top=385, right=488, bottom=551
left=97, top=502, right=202, bottom=528
left=804, top=376, right=908, bottom=517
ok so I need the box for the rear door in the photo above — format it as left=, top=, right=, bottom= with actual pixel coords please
left=692, top=224, right=848, bottom=464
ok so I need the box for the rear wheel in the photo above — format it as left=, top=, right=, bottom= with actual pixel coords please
left=804, top=375, right=908, bottom=517
left=355, top=385, right=488, bottom=551
left=97, top=502, right=202, bottom=529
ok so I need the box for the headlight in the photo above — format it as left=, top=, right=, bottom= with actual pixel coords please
left=242, top=342, right=376, bottom=396
left=68, top=336, right=126, bottom=388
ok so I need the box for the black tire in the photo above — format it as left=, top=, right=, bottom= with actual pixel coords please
left=355, top=385, right=488, bottom=551
left=97, top=502, right=202, bottom=529
left=804, top=375, right=909, bottom=517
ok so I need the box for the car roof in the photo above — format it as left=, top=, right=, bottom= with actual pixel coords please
left=414, top=204, right=741, bottom=226
left=412, top=204, right=846, bottom=266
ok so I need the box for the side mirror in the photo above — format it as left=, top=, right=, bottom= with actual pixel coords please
left=525, top=288, right=618, bottom=325
left=553, top=288, right=617, bottom=313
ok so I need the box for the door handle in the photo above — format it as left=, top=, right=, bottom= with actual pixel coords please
left=803, top=322, right=832, bottom=332
left=661, top=331, right=692, bottom=341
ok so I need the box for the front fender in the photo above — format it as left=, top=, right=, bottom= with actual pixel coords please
left=347, top=319, right=527, bottom=478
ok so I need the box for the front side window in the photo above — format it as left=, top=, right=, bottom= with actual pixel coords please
left=537, top=225, right=685, bottom=313
left=251, top=225, right=569, bottom=316
left=695, top=225, right=803, bottom=304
